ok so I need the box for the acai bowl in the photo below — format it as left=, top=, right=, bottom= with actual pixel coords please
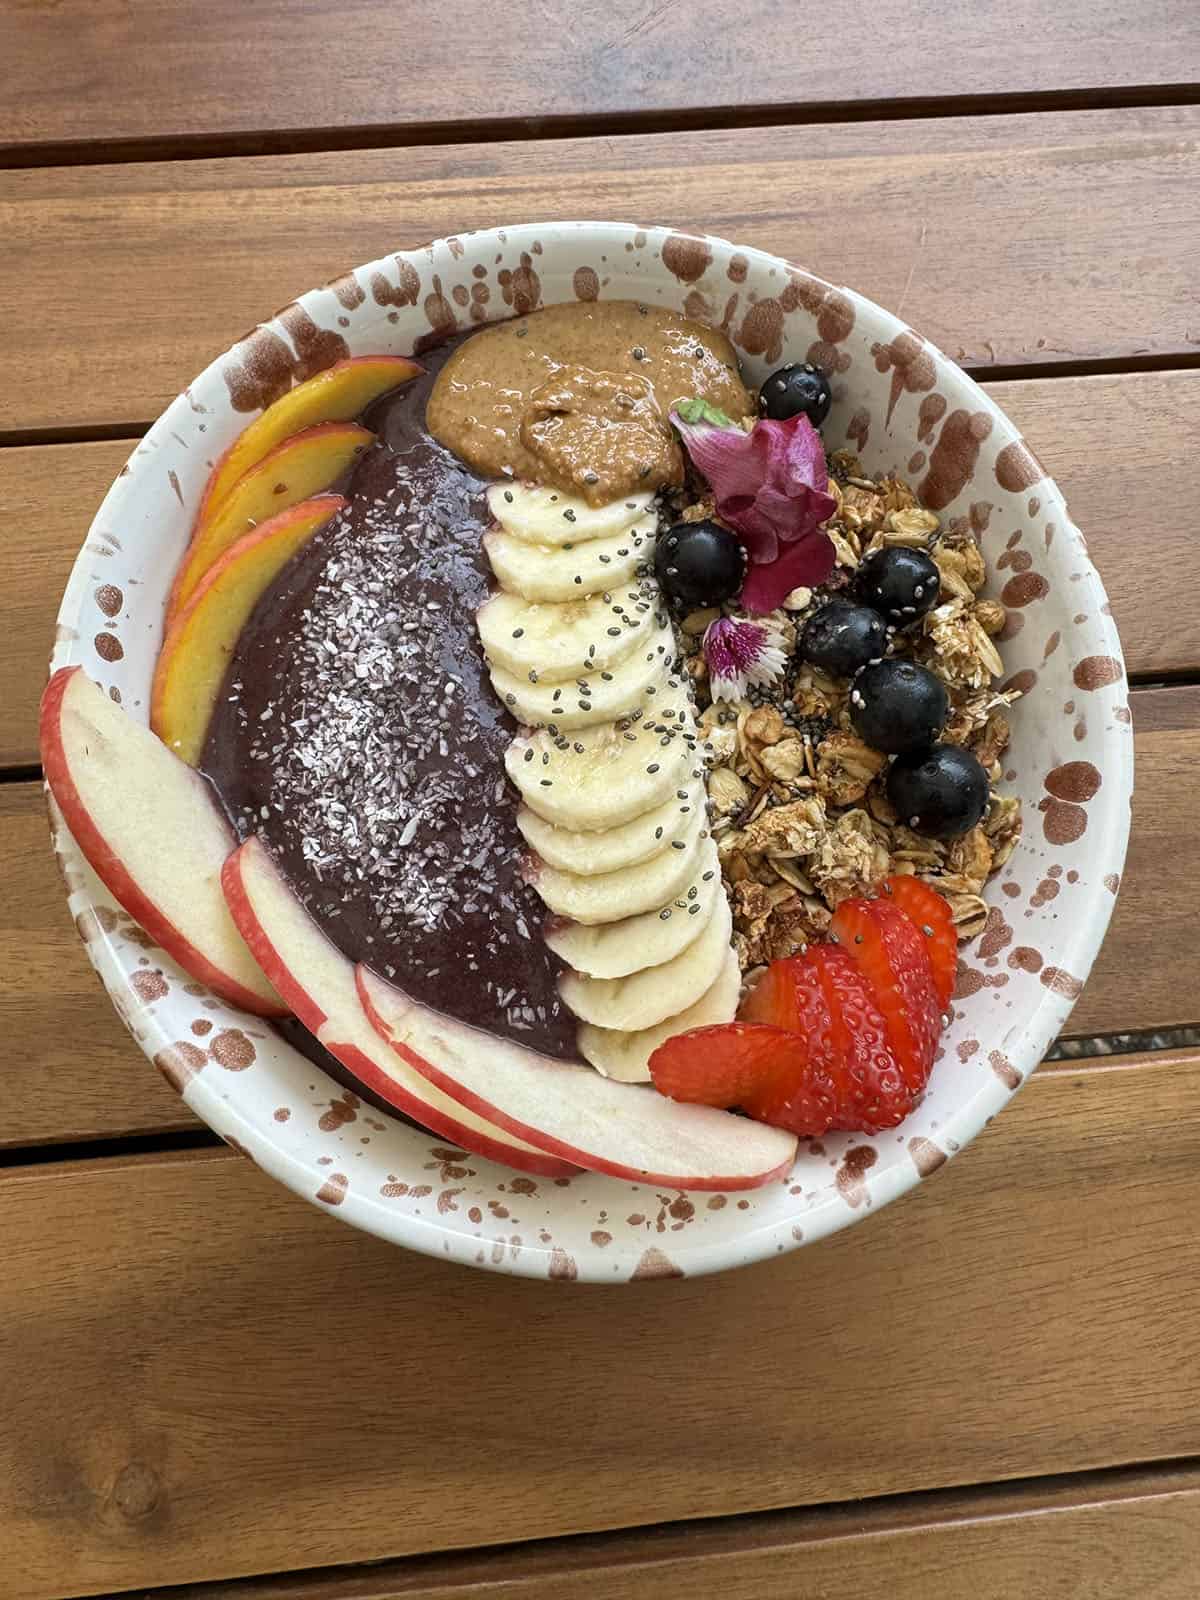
left=42, top=222, right=1131, bottom=1282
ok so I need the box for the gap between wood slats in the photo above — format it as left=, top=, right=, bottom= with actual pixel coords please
left=5, top=83, right=1200, bottom=172
left=70, top=1455, right=1200, bottom=1600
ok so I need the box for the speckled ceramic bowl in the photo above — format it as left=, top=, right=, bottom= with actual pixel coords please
left=48, top=222, right=1131, bottom=1282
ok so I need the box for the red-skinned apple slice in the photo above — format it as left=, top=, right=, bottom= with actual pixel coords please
left=197, top=355, right=421, bottom=524
left=221, top=836, right=576, bottom=1177
left=152, top=493, right=345, bottom=766
left=40, top=667, right=285, bottom=1015
left=356, top=965, right=798, bottom=1191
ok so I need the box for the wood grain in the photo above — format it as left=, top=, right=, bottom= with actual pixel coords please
left=1, top=686, right=1196, bottom=1143
left=3, top=0, right=1197, bottom=158
left=3, top=369, right=1196, bottom=769
left=138, top=1465, right=1200, bottom=1600
left=6, top=1050, right=1200, bottom=1598
left=4, top=107, right=1200, bottom=433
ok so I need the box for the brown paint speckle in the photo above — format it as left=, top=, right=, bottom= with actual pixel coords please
left=1074, top=656, right=1123, bottom=691
left=319, top=1091, right=359, bottom=1131
left=631, top=1247, right=685, bottom=1280
left=277, top=304, right=349, bottom=381
left=591, top=1230, right=613, bottom=1247
left=872, top=332, right=936, bottom=425
left=572, top=266, right=599, bottom=302
left=371, top=258, right=421, bottom=308
left=223, top=326, right=296, bottom=411
left=1002, top=572, right=1049, bottom=608
left=129, top=969, right=168, bottom=1004
left=154, top=1041, right=206, bottom=1093
left=1008, top=946, right=1044, bottom=973
left=989, top=1050, right=1021, bottom=1089
left=1104, top=872, right=1121, bottom=894
left=94, top=632, right=124, bottom=662
left=836, top=1145, right=877, bottom=1209
left=919, top=410, right=994, bottom=511
left=1038, top=797, right=1087, bottom=844
left=316, top=1173, right=349, bottom=1205
left=918, top=392, right=947, bottom=444
left=727, top=253, right=749, bottom=283
left=738, top=298, right=785, bottom=363
left=977, top=907, right=1013, bottom=959
left=95, top=584, right=123, bottom=617
left=1040, top=967, right=1084, bottom=999
left=847, top=408, right=870, bottom=452
left=908, top=1137, right=947, bottom=1177
left=662, top=233, right=712, bottom=283
left=328, top=271, right=365, bottom=310
left=548, top=1247, right=578, bottom=1281
left=1045, top=761, right=1101, bottom=803
left=210, top=1028, right=256, bottom=1070
left=995, top=439, right=1046, bottom=493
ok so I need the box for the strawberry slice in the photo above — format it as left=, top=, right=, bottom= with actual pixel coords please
left=831, top=896, right=940, bottom=1094
left=812, top=944, right=913, bottom=1130
left=649, top=1021, right=801, bottom=1109
left=741, top=948, right=913, bottom=1135
left=881, top=875, right=957, bottom=1010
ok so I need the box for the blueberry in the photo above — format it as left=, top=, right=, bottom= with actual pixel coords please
left=757, top=362, right=832, bottom=427
left=654, top=519, right=745, bottom=607
left=849, top=659, right=948, bottom=754
left=857, top=547, right=941, bottom=625
left=799, top=599, right=887, bottom=678
left=886, top=743, right=990, bottom=838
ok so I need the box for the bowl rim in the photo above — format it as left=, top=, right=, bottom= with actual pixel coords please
left=47, top=220, right=1133, bottom=1281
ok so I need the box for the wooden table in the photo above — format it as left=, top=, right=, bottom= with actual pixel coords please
left=3, top=6, right=1200, bottom=1596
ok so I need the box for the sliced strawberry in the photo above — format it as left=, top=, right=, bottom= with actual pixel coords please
left=738, top=949, right=913, bottom=1135
left=831, top=896, right=940, bottom=1095
left=649, top=1021, right=801, bottom=1109
left=882, top=874, right=957, bottom=1010
left=813, top=944, right=912, bottom=1131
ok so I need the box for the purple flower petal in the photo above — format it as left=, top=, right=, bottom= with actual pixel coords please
left=740, top=534, right=837, bottom=615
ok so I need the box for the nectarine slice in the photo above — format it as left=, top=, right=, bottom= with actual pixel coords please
left=40, top=667, right=285, bottom=1016
left=221, top=836, right=577, bottom=1176
left=197, top=355, right=420, bottom=524
left=167, top=420, right=373, bottom=622
left=152, top=494, right=346, bottom=766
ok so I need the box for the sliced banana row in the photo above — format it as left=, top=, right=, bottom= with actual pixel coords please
left=479, top=484, right=738, bottom=1081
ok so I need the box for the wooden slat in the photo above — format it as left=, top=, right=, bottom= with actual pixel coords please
left=4, top=107, right=1200, bottom=433
left=6, top=1052, right=1200, bottom=1598
left=1, top=685, right=1196, bottom=1145
left=135, top=1465, right=1200, bottom=1600
left=3, top=0, right=1196, bottom=158
left=3, top=369, right=1196, bottom=770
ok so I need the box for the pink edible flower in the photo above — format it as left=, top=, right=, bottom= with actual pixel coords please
left=671, top=409, right=837, bottom=614
left=702, top=616, right=788, bottom=703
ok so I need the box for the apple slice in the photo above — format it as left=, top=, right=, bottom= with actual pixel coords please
left=152, top=494, right=345, bottom=766
left=198, top=355, right=421, bottom=524
left=357, top=966, right=798, bottom=1192
left=222, top=836, right=576, bottom=1177
left=40, top=667, right=285, bottom=1016
left=167, top=420, right=373, bottom=622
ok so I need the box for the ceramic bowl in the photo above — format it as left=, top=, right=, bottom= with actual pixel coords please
left=47, top=222, right=1132, bottom=1282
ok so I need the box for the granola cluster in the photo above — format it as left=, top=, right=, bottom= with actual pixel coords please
left=683, top=452, right=1023, bottom=977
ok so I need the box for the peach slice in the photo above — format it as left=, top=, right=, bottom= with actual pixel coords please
left=167, top=420, right=373, bottom=622
left=356, top=966, right=798, bottom=1191
left=221, top=836, right=577, bottom=1177
left=197, top=355, right=420, bottom=524
left=40, top=667, right=285, bottom=1016
left=152, top=494, right=345, bottom=766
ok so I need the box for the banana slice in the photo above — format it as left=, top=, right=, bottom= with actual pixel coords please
left=487, top=623, right=675, bottom=731
left=487, top=483, right=654, bottom=546
left=577, top=948, right=743, bottom=1083
left=544, top=844, right=723, bottom=977
left=506, top=715, right=700, bottom=832
left=517, top=779, right=705, bottom=876
left=560, top=895, right=733, bottom=1030
left=528, top=800, right=705, bottom=924
left=483, top=516, right=655, bottom=603
left=478, top=584, right=659, bottom=684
